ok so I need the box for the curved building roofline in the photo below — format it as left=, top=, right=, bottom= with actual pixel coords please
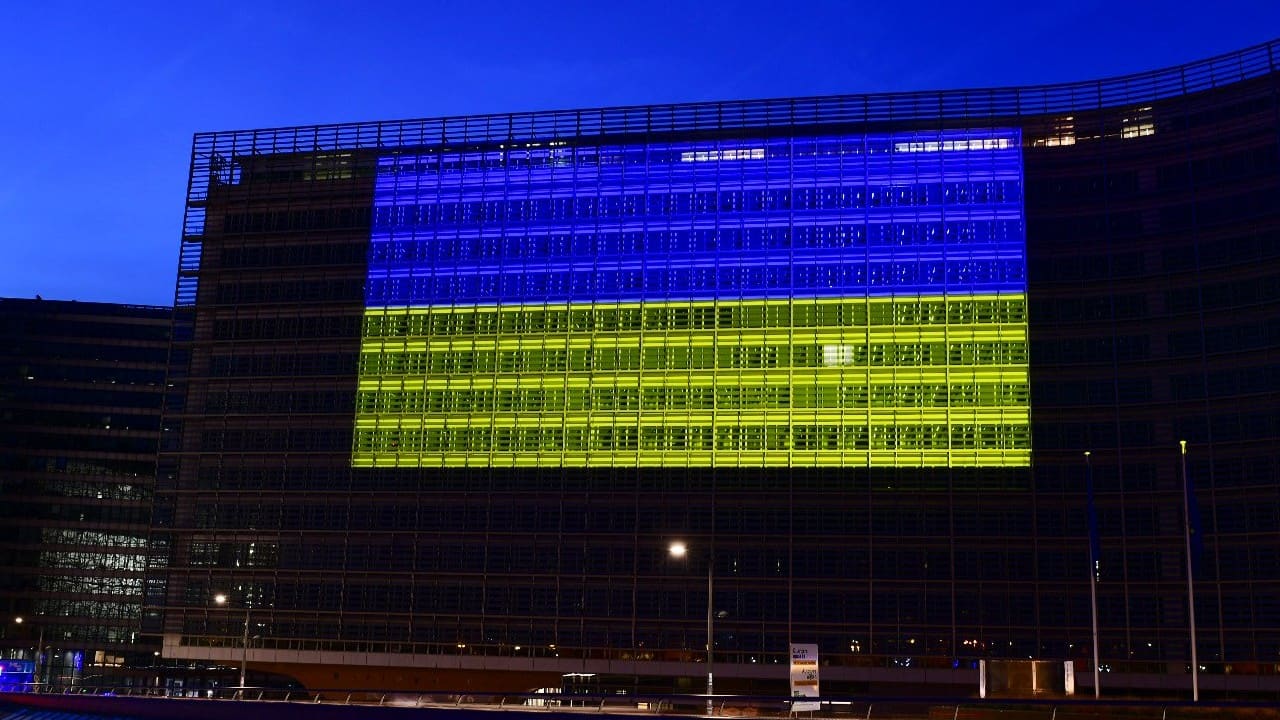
left=194, top=38, right=1279, bottom=150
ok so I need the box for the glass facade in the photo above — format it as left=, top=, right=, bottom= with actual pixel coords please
left=356, top=130, right=1029, bottom=469
left=0, top=299, right=170, bottom=685
left=151, top=40, right=1280, bottom=695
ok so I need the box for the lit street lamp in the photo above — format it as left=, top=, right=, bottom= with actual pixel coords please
left=213, top=593, right=250, bottom=691
left=13, top=617, right=44, bottom=688
left=669, top=541, right=714, bottom=714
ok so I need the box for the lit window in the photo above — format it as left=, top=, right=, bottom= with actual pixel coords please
left=1032, top=117, right=1076, bottom=148
left=1121, top=107, right=1155, bottom=140
left=1121, top=123, right=1155, bottom=139
left=679, top=148, right=765, bottom=162
left=822, top=345, right=856, bottom=366
left=893, top=138, right=1011, bottom=153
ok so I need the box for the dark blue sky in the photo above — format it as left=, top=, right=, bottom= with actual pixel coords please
left=2, top=1, right=1278, bottom=306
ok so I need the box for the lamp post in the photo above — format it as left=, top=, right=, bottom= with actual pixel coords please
left=669, top=541, right=713, bottom=714
left=213, top=593, right=250, bottom=690
left=1179, top=440, right=1199, bottom=703
left=13, top=617, right=43, bottom=688
left=1084, top=451, right=1101, bottom=699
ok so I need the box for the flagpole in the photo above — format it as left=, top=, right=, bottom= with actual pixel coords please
left=1180, top=440, right=1199, bottom=702
left=1085, top=451, right=1100, bottom=699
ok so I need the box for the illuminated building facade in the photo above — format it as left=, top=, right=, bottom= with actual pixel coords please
left=0, top=298, right=170, bottom=685
left=151, top=41, right=1280, bottom=695
left=356, top=128, right=1029, bottom=470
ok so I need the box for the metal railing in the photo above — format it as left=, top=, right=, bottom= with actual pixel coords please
left=169, top=633, right=1280, bottom=679
left=4, top=684, right=1280, bottom=719
left=185, top=39, right=1279, bottom=157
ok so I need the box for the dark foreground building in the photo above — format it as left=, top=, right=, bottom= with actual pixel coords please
left=150, top=41, right=1280, bottom=696
left=0, top=298, right=170, bottom=685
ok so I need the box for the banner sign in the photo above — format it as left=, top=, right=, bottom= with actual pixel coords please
left=790, top=643, right=820, bottom=712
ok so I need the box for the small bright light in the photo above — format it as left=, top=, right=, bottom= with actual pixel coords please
left=13, top=617, right=23, bottom=624
left=668, top=542, right=688, bottom=558
left=214, top=594, right=228, bottom=605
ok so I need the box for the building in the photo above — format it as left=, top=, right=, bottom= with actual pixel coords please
left=150, top=40, right=1280, bottom=696
left=0, top=298, right=171, bottom=686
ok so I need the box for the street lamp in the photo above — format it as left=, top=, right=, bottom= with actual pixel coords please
left=13, top=617, right=44, bottom=688
left=669, top=541, right=713, bottom=714
left=213, top=593, right=250, bottom=690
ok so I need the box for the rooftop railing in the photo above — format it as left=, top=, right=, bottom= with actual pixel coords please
left=188, top=39, right=1279, bottom=156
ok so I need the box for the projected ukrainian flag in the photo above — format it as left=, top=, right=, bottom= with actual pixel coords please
left=353, top=130, right=1029, bottom=468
